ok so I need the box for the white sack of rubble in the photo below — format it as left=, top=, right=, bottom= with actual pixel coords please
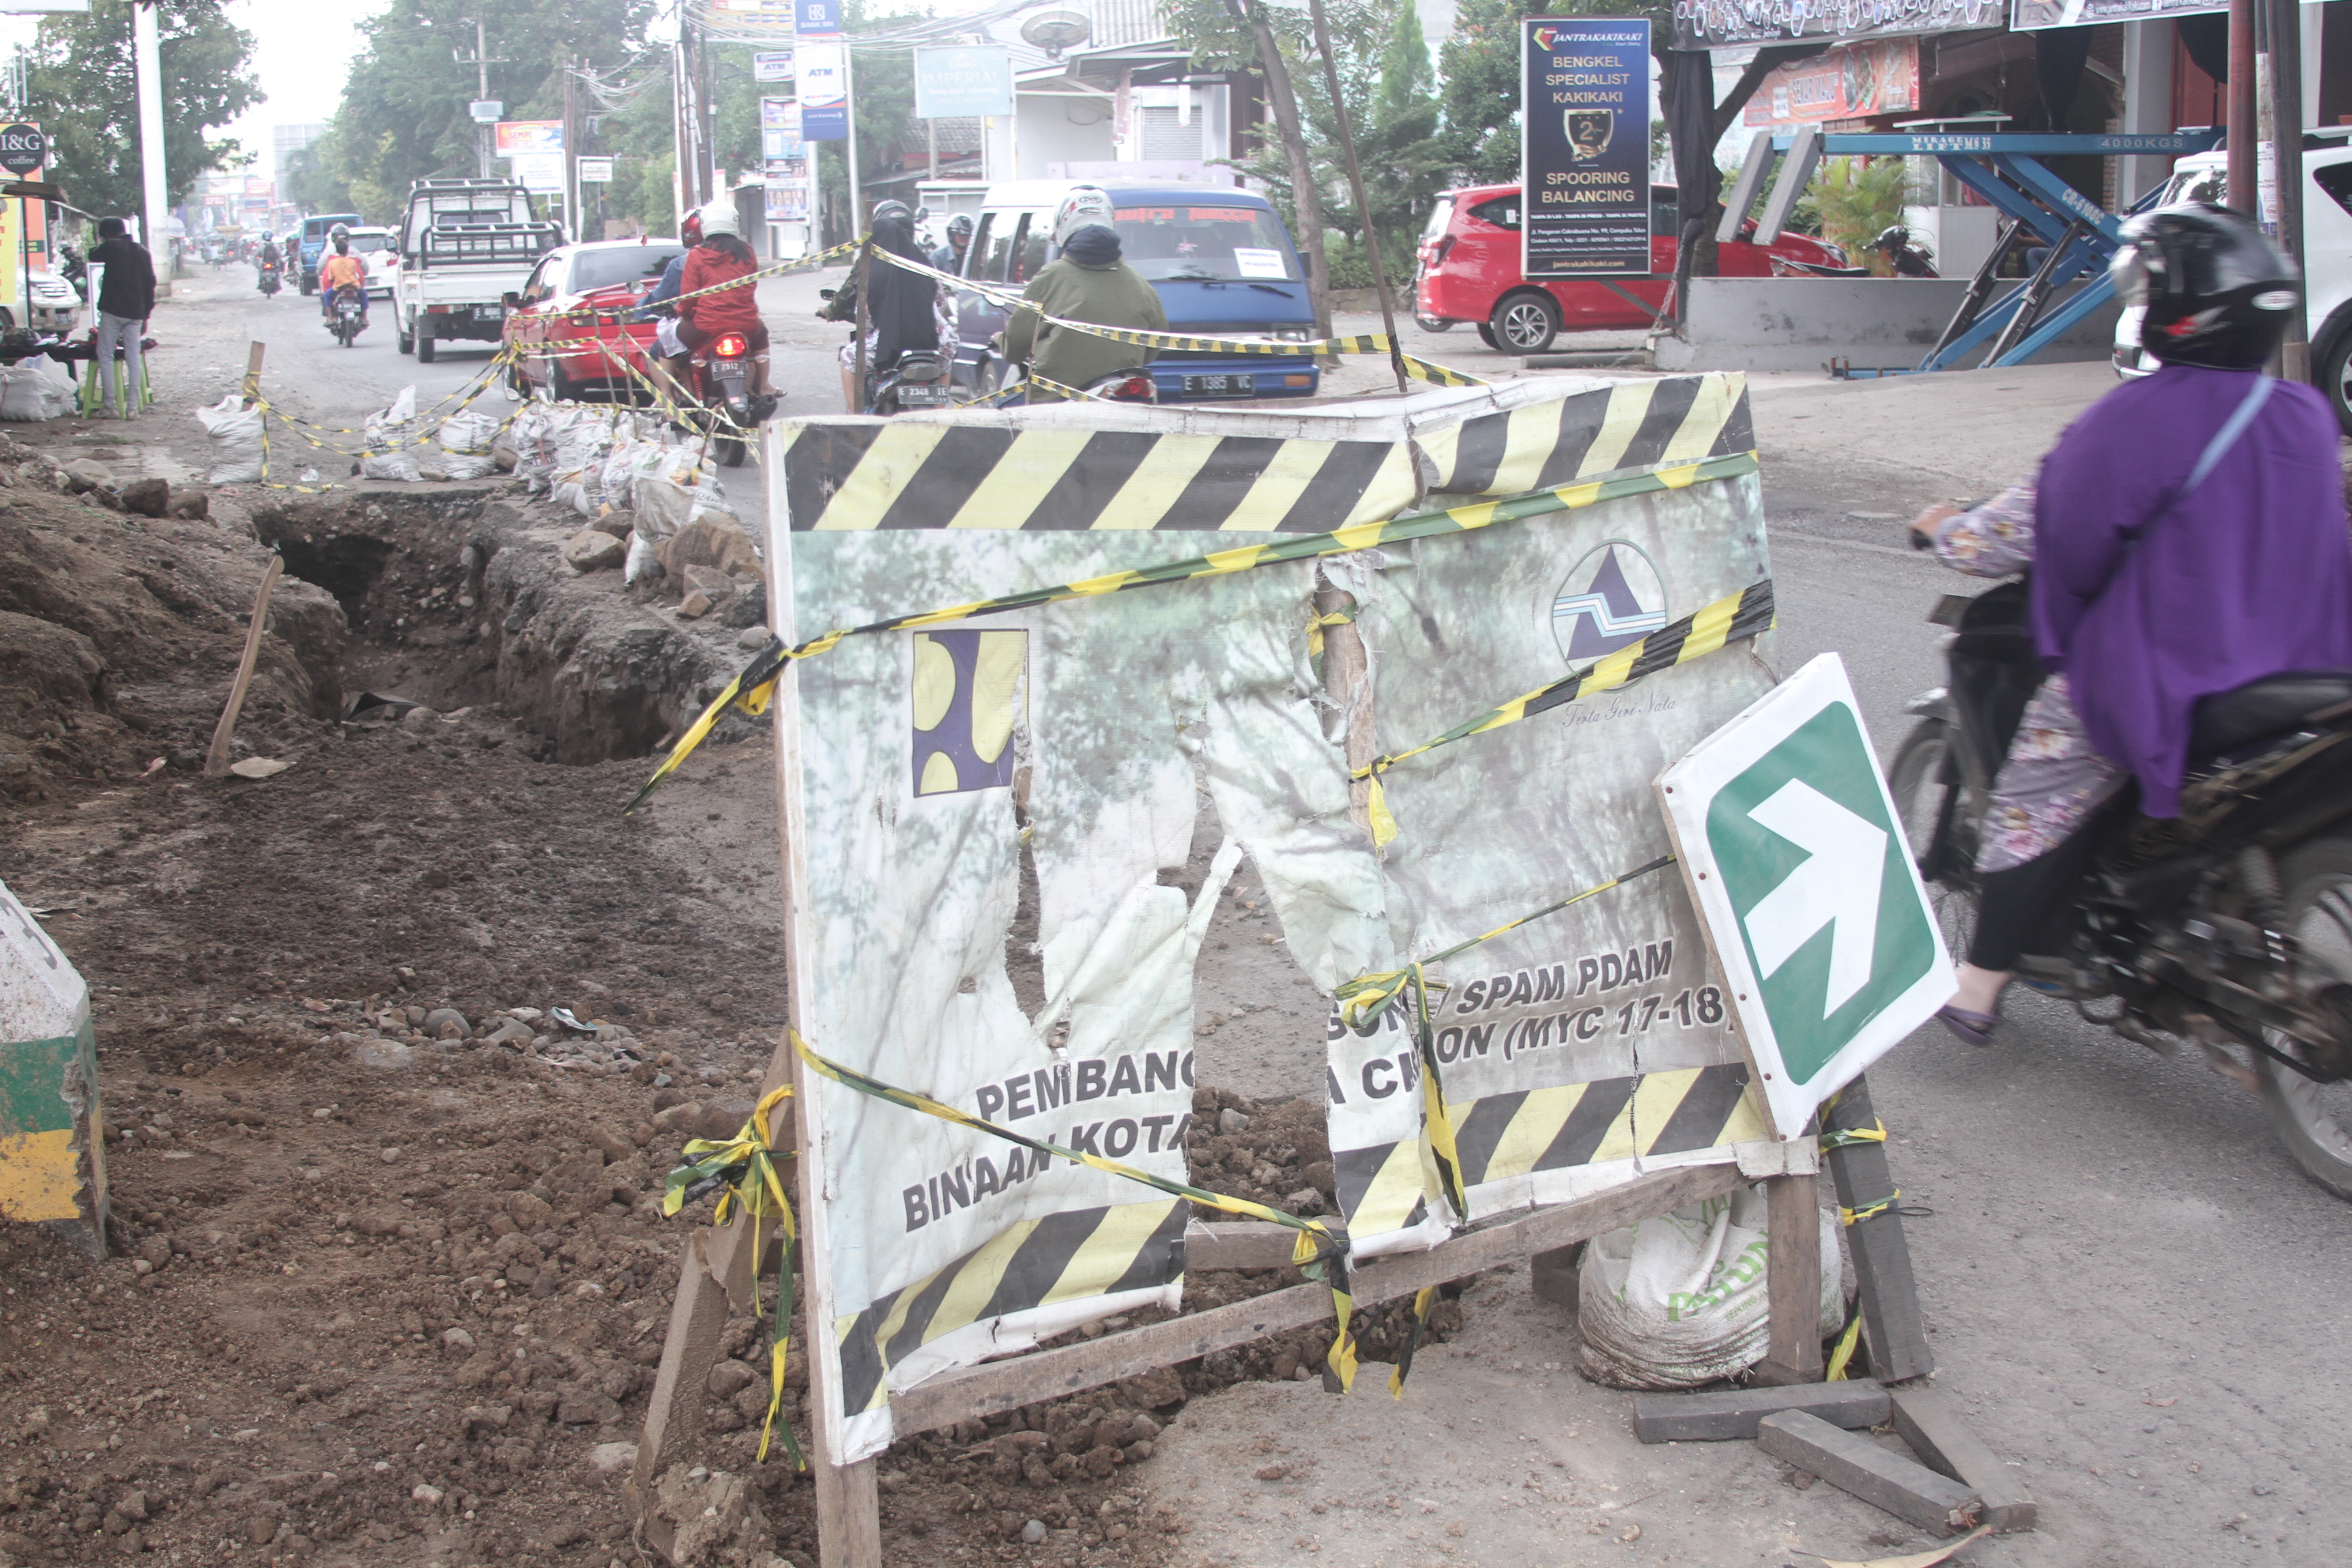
left=508, top=405, right=555, bottom=491
left=195, top=394, right=266, bottom=483
left=0, top=358, right=74, bottom=421
left=363, top=386, right=417, bottom=448
left=1574, top=1181, right=1844, bottom=1390
left=361, top=448, right=423, bottom=481
left=438, top=410, right=500, bottom=455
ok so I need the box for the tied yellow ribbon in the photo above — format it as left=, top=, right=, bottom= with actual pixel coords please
left=662, top=1085, right=805, bottom=1468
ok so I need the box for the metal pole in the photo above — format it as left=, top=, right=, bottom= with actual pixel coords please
left=133, top=0, right=169, bottom=296
left=476, top=18, right=492, bottom=178
left=2267, top=0, right=2308, bottom=382
left=1304, top=0, right=1407, bottom=392
left=2227, top=0, right=2257, bottom=216
left=843, top=43, right=862, bottom=231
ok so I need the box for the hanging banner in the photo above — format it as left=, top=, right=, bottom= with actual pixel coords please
left=1522, top=16, right=1651, bottom=278
left=913, top=46, right=1015, bottom=119
left=797, top=41, right=848, bottom=141
left=1742, top=39, right=1921, bottom=128
left=2010, top=0, right=2323, bottom=28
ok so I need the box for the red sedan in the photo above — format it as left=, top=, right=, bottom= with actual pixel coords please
left=1414, top=184, right=1846, bottom=353
left=503, top=238, right=686, bottom=402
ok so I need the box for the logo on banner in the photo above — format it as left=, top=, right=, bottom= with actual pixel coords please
left=1552, top=541, right=1667, bottom=662
left=1530, top=25, right=1565, bottom=49
left=1566, top=110, right=1613, bottom=162
left=912, top=631, right=1025, bottom=796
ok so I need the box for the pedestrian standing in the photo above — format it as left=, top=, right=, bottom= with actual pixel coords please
left=90, top=217, right=157, bottom=421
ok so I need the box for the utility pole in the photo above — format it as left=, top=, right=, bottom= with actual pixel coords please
left=1305, top=0, right=1405, bottom=391
left=1223, top=0, right=1329, bottom=340
left=563, top=58, right=581, bottom=242
left=2226, top=0, right=2257, bottom=217
left=843, top=43, right=861, bottom=229
left=131, top=0, right=168, bottom=295
left=2266, top=0, right=2308, bottom=381
left=454, top=18, right=509, bottom=179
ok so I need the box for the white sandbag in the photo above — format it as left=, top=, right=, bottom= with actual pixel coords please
left=631, top=446, right=731, bottom=543
left=438, top=409, right=500, bottom=455
left=195, top=394, right=266, bottom=483
left=439, top=451, right=499, bottom=480
left=364, top=385, right=418, bottom=446
left=508, top=405, right=555, bottom=491
left=1575, top=1181, right=1844, bottom=1390
left=0, top=359, right=74, bottom=422
left=623, top=529, right=660, bottom=586
left=361, top=449, right=423, bottom=481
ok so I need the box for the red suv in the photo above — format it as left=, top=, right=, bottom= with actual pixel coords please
left=1414, top=183, right=1846, bottom=353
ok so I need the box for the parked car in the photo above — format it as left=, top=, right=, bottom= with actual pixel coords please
left=945, top=180, right=1319, bottom=403
left=502, top=238, right=686, bottom=402
left=342, top=225, right=399, bottom=297
left=2112, top=131, right=2352, bottom=432
left=1414, top=182, right=1847, bottom=353
left=23, top=270, right=80, bottom=332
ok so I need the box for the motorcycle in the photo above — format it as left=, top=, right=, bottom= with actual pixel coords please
left=1891, top=576, right=2352, bottom=1200
left=329, top=286, right=366, bottom=348
left=867, top=348, right=956, bottom=414
left=1771, top=226, right=1939, bottom=280
left=685, top=330, right=776, bottom=468
left=258, top=261, right=281, bottom=298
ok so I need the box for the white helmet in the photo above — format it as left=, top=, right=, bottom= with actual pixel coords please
left=698, top=201, right=742, bottom=240
left=1051, top=186, right=1114, bottom=248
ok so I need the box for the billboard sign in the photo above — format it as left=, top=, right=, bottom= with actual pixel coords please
left=1521, top=17, right=1650, bottom=279
left=1742, top=40, right=1921, bottom=128
left=913, top=46, right=1014, bottom=119
left=494, top=120, right=564, bottom=157
left=1674, top=0, right=2005, bottom=48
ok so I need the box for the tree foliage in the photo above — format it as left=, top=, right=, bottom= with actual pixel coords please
left=29, top=0, right=261, bottom=217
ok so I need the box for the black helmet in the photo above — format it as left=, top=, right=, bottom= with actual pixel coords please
left=2110, top=201, right=2298, bottom=370
left=947, top=214, right=973, bottom=241
left=1868, top=225, right=1909, bottom=251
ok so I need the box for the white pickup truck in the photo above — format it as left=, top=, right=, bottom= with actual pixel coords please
left=393, top=178, right=563, bottom=363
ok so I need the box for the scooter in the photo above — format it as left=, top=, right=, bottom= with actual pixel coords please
left=258, top=261, right=282, bottom=298
left=686, top=330, right=777, bottom=468
left=867, top=348, right=955, bottom=414
left=1771, top=225, right=1938, bottom=280
left=1891, top=575, right=2352, bottom=1200
left=329, top=285, right=367, bottom=348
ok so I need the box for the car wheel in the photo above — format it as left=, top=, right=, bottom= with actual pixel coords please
left=548, top=363, right=581, bottom=404
left=1475, top=322, right=1499, bottom=349
left=397, top=318, right=414, bottom=355
left=2321, top=330, right=2352, bottom=439
left=975, top=357, right=1003, bottom=397
left=1491, top=293, right=1560, bottom=355
left=416, top=329, right=436, bottom=364
left=299, top=276, right=313, bottom=296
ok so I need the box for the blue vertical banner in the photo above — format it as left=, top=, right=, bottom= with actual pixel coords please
left=797, top=39, right=849, bottom=140
left=1521, top=18, right=1651, bottom=278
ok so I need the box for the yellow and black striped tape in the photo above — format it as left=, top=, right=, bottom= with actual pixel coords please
left=788, top=1030, right=1372, bottom=1407
left=1352, top=578, right=1777, bottom=845
left=625, top=449, right=1761, bottom=811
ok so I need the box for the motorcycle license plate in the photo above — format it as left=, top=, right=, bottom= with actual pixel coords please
left=1181, top=374, right=1250, bottom=397
left=473, top=304, right=504, bottom=321
left=895, top=385, right=952, bottom=406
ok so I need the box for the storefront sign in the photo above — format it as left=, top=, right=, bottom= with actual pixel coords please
left=1743, top=39, right=1919, bottom=127
left=1673, top=0, right=2006, bottom=50
left=913, top=46, right=1014, bottom=119
left=1522, top=17, right=1651, bottom=278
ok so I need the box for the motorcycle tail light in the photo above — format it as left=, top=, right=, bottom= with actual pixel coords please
left=713, top=333, right=749, bottom=358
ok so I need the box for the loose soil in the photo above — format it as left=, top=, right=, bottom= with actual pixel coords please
left=0, top=413, right=1460, bottom=1568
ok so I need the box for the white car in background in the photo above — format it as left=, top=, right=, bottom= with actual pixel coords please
left=2114, top=131, right=2352, bottom=432
left=343, top=225, right=399, bottom=297
left=24, top=270, right=80, bottom=331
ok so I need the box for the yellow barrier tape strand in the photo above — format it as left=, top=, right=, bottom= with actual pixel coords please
left=1352, top=579, right=1776, bottom=847
left=1407, top=965, right=1469, bottom=1221
left=1824, top=1303, right=1863, bottom=1382
left=787, top=1030, right=1384, bottom=1396
left=1816, top=1119, right=1888, bottom=1152
left=1387, top=1286, right=1439, bottom=1398
left=661, top=1084, right=806, bottom=1469
left=625, top=451, right=1761, bottom=811
left=1839, top=1191, right=1899, bottom=1226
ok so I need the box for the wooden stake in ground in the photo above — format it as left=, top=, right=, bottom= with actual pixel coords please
left=240, top=342, right=265, bottom=406
left=203, top=554, right=284, bottom=778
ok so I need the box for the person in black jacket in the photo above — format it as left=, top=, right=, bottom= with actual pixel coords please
left=90, top=217, right=156, bottom=420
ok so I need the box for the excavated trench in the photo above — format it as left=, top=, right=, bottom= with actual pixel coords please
left=251, top=487, right=755, bottom=763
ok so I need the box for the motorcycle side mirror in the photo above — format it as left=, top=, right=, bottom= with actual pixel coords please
left=502, top=292, right=521, bottom=308
left=819, top=288, right=836, bottom=299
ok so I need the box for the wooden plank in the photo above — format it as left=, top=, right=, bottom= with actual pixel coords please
left=203, top=555, right=284, bottom=778
left=1757, top=1410, right=1982, bottom=1536
left=240, top=341, right=266, bottom=406
left=1888, top=1388, right=2036, bottom=1533
left=764, top=421, right=884, bottom=1568
left=1821, top=1076, right=1933, bottom=1383
left=1632, top=1380, right=1887, bottom=1443
left=892, top=1162, right=1742, bottom=1437
left=1183, top=1218, right=1299, bottom=1273
left=1752, top=1171, right=1825, bottom=1386
left=625, top=1222, right=748, bottom=1535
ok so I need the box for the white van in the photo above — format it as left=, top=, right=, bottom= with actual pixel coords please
left=2112, top=129, right=2352, bottom=431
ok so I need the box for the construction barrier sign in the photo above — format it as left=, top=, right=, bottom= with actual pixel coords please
left=766, top=375, right=1774, bottom=1461
left=1, top=877, right=105, bottom=1256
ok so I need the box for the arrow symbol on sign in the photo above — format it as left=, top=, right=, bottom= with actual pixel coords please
left=1742, top=780, right=1886, bottom=1018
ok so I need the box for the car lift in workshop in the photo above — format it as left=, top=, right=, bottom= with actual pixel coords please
left=1722, top=125, right=2226, bottom=377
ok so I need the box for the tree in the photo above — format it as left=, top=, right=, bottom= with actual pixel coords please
left=1374, top=0, right=1431, bottom=134
left=29, top=0, right=261, bottom=217
left=316, top=0, right=656, bottom=224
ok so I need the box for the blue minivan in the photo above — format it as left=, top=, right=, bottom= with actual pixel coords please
left=947, top=180, right=1320, bottom=403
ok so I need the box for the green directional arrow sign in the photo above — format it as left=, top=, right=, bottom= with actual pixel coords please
left=1657, top=654, right=1953, bottom=1138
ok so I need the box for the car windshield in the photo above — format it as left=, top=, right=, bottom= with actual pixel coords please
left=1112, top=203, right=1300, bottom=282
left=347, top=233, right=393, bottom=253
left=570, top=245, right=683, bottom=293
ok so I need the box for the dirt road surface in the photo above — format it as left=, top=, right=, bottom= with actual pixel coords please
left=1, top=271, right=2345, bottom=1568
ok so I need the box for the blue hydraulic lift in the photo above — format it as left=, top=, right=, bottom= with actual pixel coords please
left=1720, top=126, right=2225, bottom=376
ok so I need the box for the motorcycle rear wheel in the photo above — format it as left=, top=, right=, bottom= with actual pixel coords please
left=713, top=434, right=747, bottom=468
left=1886, top=719, right=1977, bottom=957
left=2258, top=833, right=2352, bottom=1200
